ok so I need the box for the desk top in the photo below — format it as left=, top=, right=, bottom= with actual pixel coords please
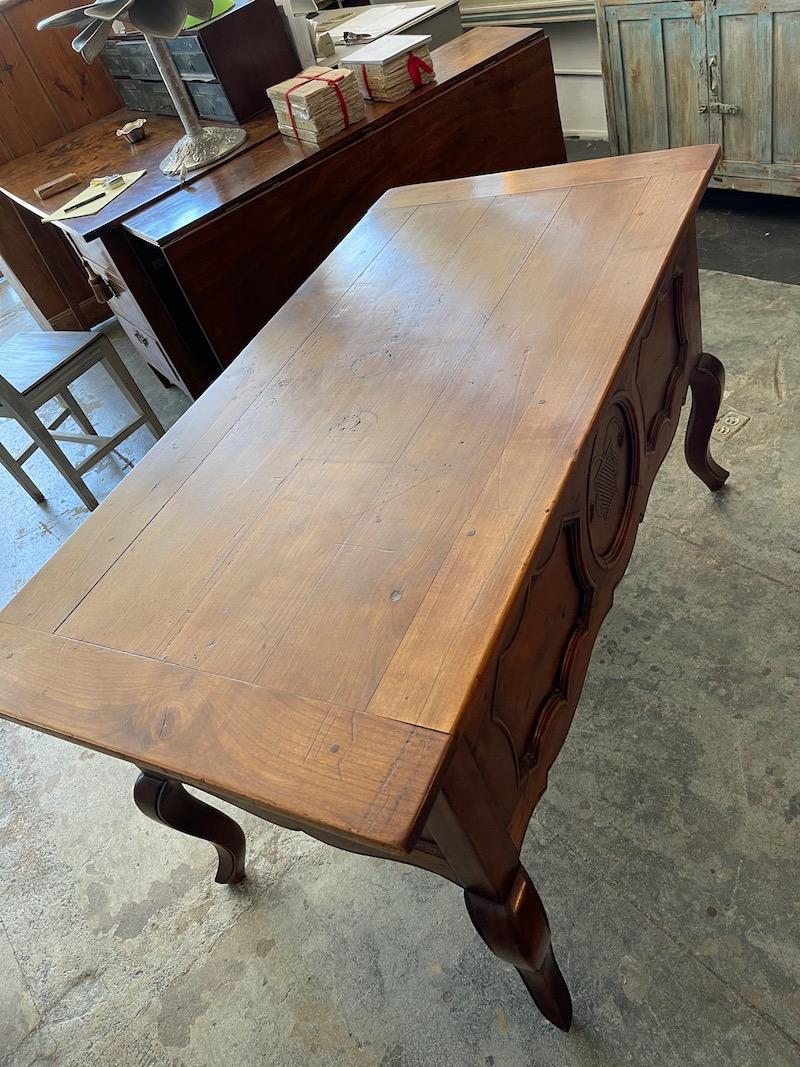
left=0, top=146, right=719, bottom=851
left=0, top=26, right=540, bottom=244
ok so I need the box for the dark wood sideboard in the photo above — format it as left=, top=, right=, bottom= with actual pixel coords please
left=0, top=27, right=566, bottom=396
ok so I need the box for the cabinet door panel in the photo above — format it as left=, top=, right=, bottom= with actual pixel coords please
left=618, top=17, right=665, bottom=151
left=711, top=8, right=764, bottom=163
left=773, top=10, right=800, bottom=163
left=663, top=15, right=709, bottom=148
left=710, top=0, right=800, bottom=182
left=606, top=3, right=709, bottom=154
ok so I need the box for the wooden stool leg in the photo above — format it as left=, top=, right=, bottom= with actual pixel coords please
left=100, top=341, right=166, bottom=441
left=16, top=405, right=98, bottom=511
left=685, top=351, right=729, bottom=491
left=0, top=439, right=45, bottom=504
left=133, top=772, right=246, bottom=885
left=59, top=386, right=97, bottom=436
left=428, top=742, right=572, bottom=1031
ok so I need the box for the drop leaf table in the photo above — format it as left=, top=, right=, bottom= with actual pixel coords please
left=0, top=146, right=728, bottom=1030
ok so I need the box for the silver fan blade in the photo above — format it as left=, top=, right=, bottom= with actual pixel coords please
left=37, top=7, right=92, bottom=29
left=71, top=18, right=112, bottom=61
left=82, top=0, right=135, bottom=20
left=127, top=0, right=188, bottom=37
left=186, top=0, right=213, bottom=20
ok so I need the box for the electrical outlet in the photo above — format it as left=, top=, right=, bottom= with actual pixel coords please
left=712, top=408, right=750, bottom=440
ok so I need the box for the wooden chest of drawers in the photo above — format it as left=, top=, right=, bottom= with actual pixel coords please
left=101, top=0, right=298, bottom=124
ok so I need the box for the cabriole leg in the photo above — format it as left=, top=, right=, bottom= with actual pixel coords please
left=134, top=772, right=246, bottom=884
left=685, top=351, right=730, bottom=491
left=427, top=742, right=572, bottom=1031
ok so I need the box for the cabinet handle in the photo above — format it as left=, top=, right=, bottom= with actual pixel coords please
left=708, top=52, right=718, bottom=95
left=85, top=268, right=113, bottom=304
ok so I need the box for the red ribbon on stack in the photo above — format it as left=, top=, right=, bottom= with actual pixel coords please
left=359, top=51, right=433, bottom=101
left=406, top=52, right=433, bottom=88
left=283, top=70, right=351, bottom=139
left=359, top=64, right=374, bottom=100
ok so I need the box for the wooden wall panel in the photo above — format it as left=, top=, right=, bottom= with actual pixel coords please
left=0, top=12, right=64, bottom=159
left=0, top=0, right=121, bottom=328
left=3, top=0, right=121, bottom=134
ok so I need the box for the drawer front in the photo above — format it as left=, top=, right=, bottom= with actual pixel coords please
left=115, top=316, right=183, bottom=391
left=187, top=81, right=235, bottom=123
left=102, top=40, right=159, bottom=79
left=167, top=37, right=214, bottom=79
left=118, top=79, right=177, bottom=116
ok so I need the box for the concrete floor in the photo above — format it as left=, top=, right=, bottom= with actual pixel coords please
left=1, top=265, right=799, bottom=1065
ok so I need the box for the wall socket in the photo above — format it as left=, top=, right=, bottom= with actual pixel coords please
left=712, top=408, right=750, bottom=440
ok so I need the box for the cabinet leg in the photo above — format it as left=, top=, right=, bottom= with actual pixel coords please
left=428, top=742, right=572, bottom=1031
left=685, top=351, right=729, bottom=491
left=133, top=772, right=246, bottom=884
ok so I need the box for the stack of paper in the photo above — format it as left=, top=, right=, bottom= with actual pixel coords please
left=327, top=5, right=434, bottom=44
left=268, top=66, right=366, bottom=145
left=341, top=35, right=435, bottom=103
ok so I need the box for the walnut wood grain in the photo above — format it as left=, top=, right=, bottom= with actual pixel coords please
left=0, top=147, right=727, bottom=1028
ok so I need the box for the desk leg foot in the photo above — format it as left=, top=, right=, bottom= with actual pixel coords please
left=466, top=869, right=573, bottom=1032
left=133, top=773, right=246, bottom=884
left=685, top=352, right=729, bottom=491
left=428, top=742, right=572, bottom=1031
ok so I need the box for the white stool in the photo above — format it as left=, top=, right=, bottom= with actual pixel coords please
left=0, top=331, right=165, bottom=512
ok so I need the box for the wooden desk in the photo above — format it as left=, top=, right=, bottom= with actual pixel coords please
left=0, top=146, right=728, bottom=1030
left=0, top=27, right=565, bottom=398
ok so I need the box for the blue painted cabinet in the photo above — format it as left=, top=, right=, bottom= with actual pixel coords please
left=598, top=0, right=800, bottom=193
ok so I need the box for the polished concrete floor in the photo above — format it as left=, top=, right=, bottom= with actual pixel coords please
left=1, top=258, right=799, bottom=1065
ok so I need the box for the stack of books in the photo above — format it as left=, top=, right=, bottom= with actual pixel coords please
left=341, top=35, right=435, bottom=103
left=268, top=65, right=366, bottom=145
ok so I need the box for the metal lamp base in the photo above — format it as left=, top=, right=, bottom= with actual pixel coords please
left=160, top=125, right=247, bottom=176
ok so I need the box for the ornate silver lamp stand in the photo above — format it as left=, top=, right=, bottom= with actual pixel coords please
left=145, top=37, right=245, bottom=175
left=38, top=0, right=247, bottom=177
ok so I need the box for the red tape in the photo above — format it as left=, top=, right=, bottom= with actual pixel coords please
left=283, top=70, right=351, bottom=139
left=359, top=64, right=374, bottom=100
left=406, top=52, right=433, bottom=89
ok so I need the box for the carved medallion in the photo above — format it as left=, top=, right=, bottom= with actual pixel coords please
left=593, top=438, right=619, bottom=520
left=587, top=399, right=637, bottom=567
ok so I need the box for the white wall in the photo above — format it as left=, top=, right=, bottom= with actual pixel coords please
left=459, top=2, right=609, bottom=140
left=546, top=20, right=607, bottom=139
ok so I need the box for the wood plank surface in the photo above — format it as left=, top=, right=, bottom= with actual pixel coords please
left=0, top=623, right=448, bottom=851
left=3, top=0, right=120, bottom=135
left=0, top=147, right=720, bottom=843
left=156, top=31, right=565, bottom=369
